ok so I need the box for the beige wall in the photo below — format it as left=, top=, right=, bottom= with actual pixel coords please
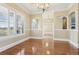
left=54, top=11, right=68, bottom=29
left=54, top=11, right=70, bottom=40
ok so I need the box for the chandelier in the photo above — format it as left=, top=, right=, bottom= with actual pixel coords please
left=34, top=3, right=50, bottom=12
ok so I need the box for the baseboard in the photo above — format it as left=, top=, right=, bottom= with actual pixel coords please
left=54, top=38, right=69, bottom=41
left=29, top=36, right=43, bottom=39
left=0, top=37, right=30, bottom=52
left=69, top=40, right=79, bottom=48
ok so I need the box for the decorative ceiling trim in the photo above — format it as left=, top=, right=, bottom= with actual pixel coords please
left=15, top=3, right=74, bottom=15
left=15, top=3, right=31, bottom=15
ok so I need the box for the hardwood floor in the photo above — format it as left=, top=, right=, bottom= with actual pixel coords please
left=0, top=38, right=79, bottom=55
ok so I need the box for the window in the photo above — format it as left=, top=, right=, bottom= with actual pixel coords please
left=9, top=10, right=16, bottom=35
left=32, top=19, right=38, bottom=30
left=70, top=12, right=76, bottom=29
left=0, top=6, right=25, bottom=37
left=16, top=14, right=24, bottom=34
left=0, top=6, right=8, bottom=36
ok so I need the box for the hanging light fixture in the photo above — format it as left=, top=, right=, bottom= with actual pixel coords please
left=33, top=3, right=52, bottom=19
left=34, top=3, right=50, bottom=13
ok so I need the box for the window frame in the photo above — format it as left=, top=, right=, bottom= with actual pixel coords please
left=0, top=6, right=25, bottom=38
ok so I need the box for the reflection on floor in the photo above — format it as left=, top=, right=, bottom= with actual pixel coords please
left=0, top=38, right=79, bottom=55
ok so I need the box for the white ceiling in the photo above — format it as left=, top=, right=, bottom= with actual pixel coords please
left=17, top=3, right=73, bottom=15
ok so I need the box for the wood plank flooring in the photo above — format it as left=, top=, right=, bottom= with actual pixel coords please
left=0, top=38, right=79, bottom=55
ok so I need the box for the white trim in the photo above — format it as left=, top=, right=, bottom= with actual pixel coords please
left=0, top=37, right=30, bottom=52
left=66, top=4, right=74, bottom=11
left=15, top=4, right=31, bottom=15
left=54, top=38, right=69, bottom=41
left=69, top=40, right=79, bottom=48
left=54, top=4, right=74, bottom=13
left=29, top=36, right=44, bottom=39
left=55, top=29, right=69, bottom=31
